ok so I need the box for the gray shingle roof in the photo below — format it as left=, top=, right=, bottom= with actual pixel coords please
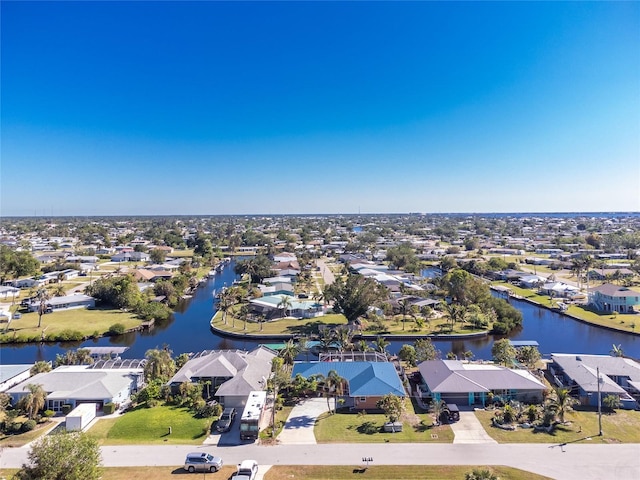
left=552, top=354, right=640, bottom=394
left=418, top=360, right=546, bottom=394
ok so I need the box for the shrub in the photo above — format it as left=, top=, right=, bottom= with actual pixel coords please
left=108, top=323, right=126, bottom=335
left=53, top=330, right=84, bottom=342
left=21, top=419, right=37, bottom=432
left=9, top=421, right=23, bottom=433
left=603, top=394, right=621, bottom=412
left=146, top=399, right=160, bottom=408
left=103, top=402, right=116, bottom=415
left=61, top=404, right=73, bottom=415
left=43, top=410, right=55, bottom=418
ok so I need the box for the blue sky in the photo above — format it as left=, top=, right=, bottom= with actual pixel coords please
left=2, top=1, right=639, bottom=216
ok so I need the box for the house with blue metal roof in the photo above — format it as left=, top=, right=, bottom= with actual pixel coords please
left=291, top=361, right=406, bottom=411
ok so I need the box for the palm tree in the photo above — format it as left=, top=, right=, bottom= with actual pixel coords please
left=239, top=304, right=251, bottom=331
left=333, top=326, right=353, bottom=352
left=317, top=327, right=335, bottom=352
left=547, top=387, right=577, bottom=424
left=610, top=344, right=624, bottom=357
left=216, top=288, right=235, bottom=325
left=398, top=298, right=411, bottom=331
left=53, top=284, right=66, bottom=297
left=316, top=369, right=345, bottom=414
left=373, top=335, right=390, bottom=355
left=36, top=288, right=50, bottom=329
left=279, top=339, right=300, bottom=365
left=444, top=303, right=466, bottom=332
left=20, top=384, right=46, bottom=419
left=143, top=347, right=176, bottom=382
left=277, top=295, right=292, bottom=318
left=356, top=340, right=371, bottom=352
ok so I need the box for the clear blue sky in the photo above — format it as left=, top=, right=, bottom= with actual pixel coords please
left=2, top=1, right=639, bottom=216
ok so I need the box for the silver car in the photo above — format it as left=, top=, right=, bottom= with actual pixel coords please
left=184, top=452, right=223, bottom=473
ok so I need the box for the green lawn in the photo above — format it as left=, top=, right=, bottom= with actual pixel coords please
left=475, top=408, right=640, bottom=444
left=265, top=466, right=552, bottom=480
left=0, top=307, right=143, bottom=343
left=87, top=405, right=212, bottom=445
left=0, top=465, right=552, bottom=480
left=314, top=400, right=454, bottom=444
left=212, top=312, right=348, bottom=336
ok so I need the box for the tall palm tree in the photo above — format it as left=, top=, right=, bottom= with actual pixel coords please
left=216, top=288, right=235, bottom=325
left=356, top=339, right=371, bottom=353
left=316, top=369, right=345, bottom=414
left=279, top=339, right=300, bottom=365
left=36, top=288, right=50, bottom=329
left=277, top=295, right=292, bottom=318
left=20, top=384, right=46, bottom=419
left=399, top=298, right=411, bottom=331
left=239, top=304, right=251, bottom=331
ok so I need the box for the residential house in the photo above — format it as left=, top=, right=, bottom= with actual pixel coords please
left=131, top=269, right=173, bottom=283
left=0, top=285, right=20, bottom=300
left=167, top=346, right=276, bottom=409
left=6, top=364, right=144, bottom=412
left=588, top=284, right=640, bottom=313
left=549, top=354, right=640, bottom=409
left=291, top=360, right=406, bottom=411
left=540, top=282, right=580, bottom=299
left=249, top=294, right=324, bottom=319
left=11, top=277, right=46, bottom=289
left=416, top=359, right=547, bottom=406
left=26, top=294, right=95, bottom=312
left=0, top=364, right=34, bottom=392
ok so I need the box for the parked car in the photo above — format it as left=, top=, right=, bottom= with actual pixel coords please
left=216, top=407, right=237, bottom=432
left=234, top=459, right=258, bottom=480
left=184, top=452, right=223, bottom=473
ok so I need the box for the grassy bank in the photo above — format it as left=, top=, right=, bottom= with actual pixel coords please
left=211, top=312, right=348, bottom=336
left=0, top=307, right=142, bottom=344
left=493, top=281, right=639, bottom=334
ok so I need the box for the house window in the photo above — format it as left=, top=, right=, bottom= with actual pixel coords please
left=360, top=397, right=366, bottom=402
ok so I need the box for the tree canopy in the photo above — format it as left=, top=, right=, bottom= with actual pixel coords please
left=324, top=273, right=387, bottom=323
left=15, top=431, right=102, bottom=480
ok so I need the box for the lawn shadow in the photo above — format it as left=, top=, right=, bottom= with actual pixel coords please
left=356, top=421, right=380, bottom=435
left=412, top=420, right=436, bottom=433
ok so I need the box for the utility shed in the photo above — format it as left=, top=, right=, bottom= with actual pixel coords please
left=65, top=403, right=97, bottom=431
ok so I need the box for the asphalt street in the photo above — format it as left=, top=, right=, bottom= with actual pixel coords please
left=2, top=442, right=639, bottom=480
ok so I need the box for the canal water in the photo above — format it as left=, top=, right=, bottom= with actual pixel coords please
left=1, top=260, right=640, bottom=363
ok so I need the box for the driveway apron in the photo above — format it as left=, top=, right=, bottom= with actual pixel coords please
left=450, top=411, right=497, bottom=444
left=277, top=398, right=333, bottom=445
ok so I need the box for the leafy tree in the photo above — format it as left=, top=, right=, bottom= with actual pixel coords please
left=515, top=346, right=541, bottom=369
left=234, top=255, right=274, bottom=286
left=30, top=361, right=52, bottom=375
left=439, top=256, right=457, bottom=272
left=86, top=275, right=141, bottom=309
left=385, top=243, right=420, bottom=273
left=491, top=339, right=516, bottom=367
left=15, top=431, right=102, bottom=480
left=376, top=394, right=405, bottom=423
left=149, top=248, right=167, bottom=264
left=325, top=273, right=387, bottom=323
left=0, top=246, right=40, bottom=283
left=0, top=392, right=11, bottom=413
left=175, top=352, right=190, bottom=370
left=398, top=344, right=417, bottom=367
left=18, top=384, right=46, bottom=420
left=144, top=348, right=176, bottom=382
left=178, top=381, right=203, bottom=409
left=415, top=338, right=440, bottom=362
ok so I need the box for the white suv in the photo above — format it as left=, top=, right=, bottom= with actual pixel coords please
left=234, top=459, right=258, bottom=480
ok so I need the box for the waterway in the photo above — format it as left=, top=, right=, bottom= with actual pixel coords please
left=1, top=260, right=640, bottom=363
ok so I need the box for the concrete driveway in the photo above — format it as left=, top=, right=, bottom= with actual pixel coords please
left=450, top=411, right=497, bottom=444
left=277, top=397, right=333, bottom=445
